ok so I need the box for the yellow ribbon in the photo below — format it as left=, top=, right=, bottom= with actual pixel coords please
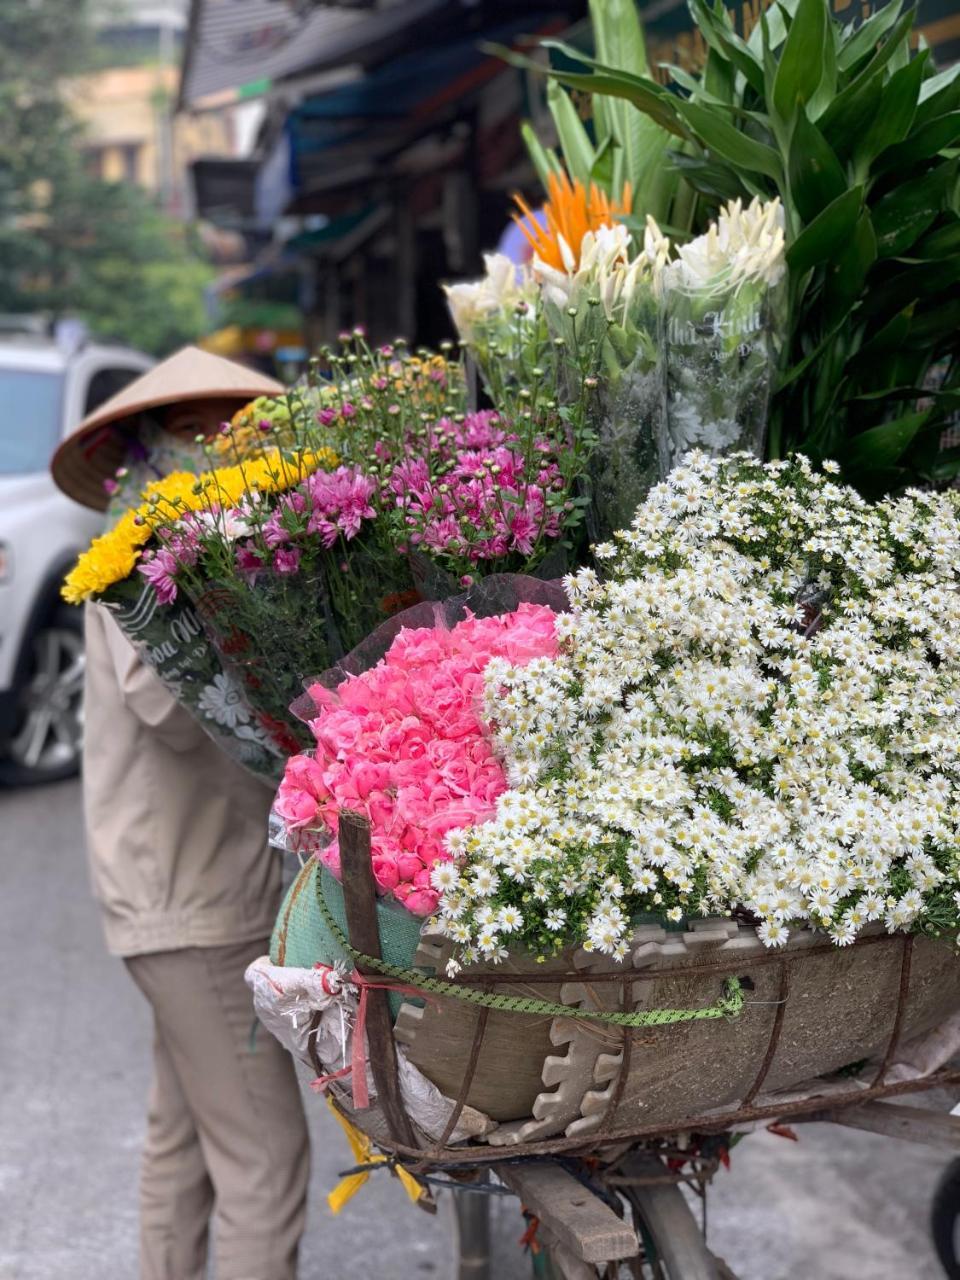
left=325, top=1097, right=424, bottom=1214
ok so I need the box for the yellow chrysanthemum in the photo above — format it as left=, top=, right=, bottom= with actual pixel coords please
left=61, top=446, right=339, bottom=604
left=61, top=509, right=151, bottom=605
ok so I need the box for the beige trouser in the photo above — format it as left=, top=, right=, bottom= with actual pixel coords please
left=125, top=939, right=310, bottom=1280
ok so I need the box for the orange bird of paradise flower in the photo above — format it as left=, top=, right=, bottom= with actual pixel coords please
left=513, top=170, right=633, bottom=273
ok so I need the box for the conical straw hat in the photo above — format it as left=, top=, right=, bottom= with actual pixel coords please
left=51, top=345, right=283, bottom=510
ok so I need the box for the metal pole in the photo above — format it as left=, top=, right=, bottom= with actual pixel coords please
left=454, top=1178, right=491, bottom=1280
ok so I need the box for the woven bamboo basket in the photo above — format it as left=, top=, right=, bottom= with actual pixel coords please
left=289, top=813, right=960, bottom=1161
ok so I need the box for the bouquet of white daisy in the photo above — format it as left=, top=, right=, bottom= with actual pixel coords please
left=434, top=451, right=960, bottom=969
left=657, top=198, right=786, bottom=476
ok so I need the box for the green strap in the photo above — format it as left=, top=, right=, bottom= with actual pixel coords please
left=313, top=870, right=743, bottom=1028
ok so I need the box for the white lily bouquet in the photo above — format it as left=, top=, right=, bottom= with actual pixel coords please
left=433, top=452, right=960, bottom=970
left=534, top=219, right=671, bottom=536
left=658, top=198, right=787, bottom=476
left=443, top=253, right=545, bottom=399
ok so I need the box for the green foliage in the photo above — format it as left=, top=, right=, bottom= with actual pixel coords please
left=517, top=0, right=960, bottom=495
left=492, top=2, right=693, bottom=232
left=0, top=0, right=212, bottom=356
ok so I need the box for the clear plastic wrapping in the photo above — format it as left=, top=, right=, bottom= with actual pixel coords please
left=658, top=274, right=786, bottom=477
left=102, top=574, right=284, bottom=780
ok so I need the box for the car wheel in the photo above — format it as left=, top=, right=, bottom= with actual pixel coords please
left=0, top=606, right=85, bottom=786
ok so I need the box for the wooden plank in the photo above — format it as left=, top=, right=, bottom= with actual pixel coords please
left=338, top=809, right=419, bottom=1151
left=497, top=1163, right=638, bottom=1265
left=533, top=1231, right=598, bottom=1280
left=618, top=1156, right=719, bottom=1280
left=816, top=1101, right=960, bottom=1151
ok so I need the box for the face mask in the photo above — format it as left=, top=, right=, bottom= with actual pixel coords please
left=105, top=417, right=211, bottom=528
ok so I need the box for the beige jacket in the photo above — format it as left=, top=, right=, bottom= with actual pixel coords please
left=83, top=603, right=282, bottom=957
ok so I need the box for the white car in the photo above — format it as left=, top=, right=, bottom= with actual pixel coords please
left=0, top=324, right=152, bottom=784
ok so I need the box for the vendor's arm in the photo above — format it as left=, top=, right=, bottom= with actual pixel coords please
left=88, top=603, right=201, bottom=753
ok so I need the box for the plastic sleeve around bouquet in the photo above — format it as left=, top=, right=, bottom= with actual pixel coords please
left=186, top=570, right=336, bottom=762
left=544, top=294, right=661, bottom=543
left=465, top=308, right=548, bottom=402
left=657, top=273, right=786, bottom=478
left=100, top=574, right=285, bottom=782
left=293, top=572, right=570, bottom=713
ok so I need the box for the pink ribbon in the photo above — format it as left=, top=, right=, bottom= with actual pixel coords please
left=311, top=967, right=436, bottom=1110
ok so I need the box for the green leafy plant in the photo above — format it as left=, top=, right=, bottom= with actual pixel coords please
left=518, top=0, right=960, bottom=494
left=499, top=0, right=703, bottom=233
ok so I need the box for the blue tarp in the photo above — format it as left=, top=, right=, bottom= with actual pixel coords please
left=283, top=15, right=545, bottom=188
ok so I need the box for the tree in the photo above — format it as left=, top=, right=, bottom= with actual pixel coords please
left=0, top=0, right=212, bottom=355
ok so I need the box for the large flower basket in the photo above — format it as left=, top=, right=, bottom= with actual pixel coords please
left=272, top=814, right=960, bottom=1163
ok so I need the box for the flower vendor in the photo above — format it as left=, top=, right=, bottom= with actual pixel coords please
left=51, top=347, right=310, bottom=1280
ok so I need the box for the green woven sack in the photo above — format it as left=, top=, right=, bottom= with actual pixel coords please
left=270, top=859, right=425, bottom=1017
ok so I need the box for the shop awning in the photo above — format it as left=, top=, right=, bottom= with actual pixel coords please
left=179, top=0, right=452, bottom=110
left=282, top=12, right=564, bottom=199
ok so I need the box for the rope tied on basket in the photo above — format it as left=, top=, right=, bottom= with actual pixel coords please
left=311, top=966, right=441, bottom=1110
left=312, top=865, right=745, bottom=1031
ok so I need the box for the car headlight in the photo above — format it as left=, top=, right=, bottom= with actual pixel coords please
left=0, top=542, right=10, bottom=583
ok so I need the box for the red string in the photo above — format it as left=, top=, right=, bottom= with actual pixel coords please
left=310, top=967, right=436, bottom=1111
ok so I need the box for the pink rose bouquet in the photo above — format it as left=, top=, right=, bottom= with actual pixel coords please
left=274, top=600, right=559, bottom=916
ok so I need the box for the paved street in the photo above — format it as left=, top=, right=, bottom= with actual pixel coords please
left=0, top=778, right=951, bottom=1280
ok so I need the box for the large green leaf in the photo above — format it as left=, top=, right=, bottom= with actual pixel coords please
left=907, top=218, right=960, bottom=261
left=846, top=304, right=915, bottom=378
left=786, top=185, right=864, bottom=273
left=670, top=152, right=747, bottom=202
left=548, top=69, right=687, bottom=140
left=822, top=209, right=877, bottom=326
left=488, top=44, right=688, bottom=140
left=674, top=99, right=782, bottom=180
left=871, top=157, right=960, bottom=255
left=875, top=112, right=960, bottom=177
left=546, top=79, right=595, bottom=188
left=689, top=0, right=765, bottom=95
left=759, top=13, right=780, bottom=113
left=818, top=10, right=915, bottom=155
left=806, top=14, right=839, bottom=121
left=819, top=69, right=884, bottom=161
left=586, top=0, right=667, bottom=202
left=902, top=294, right=960, bottom=345
left=590, top=135, right=616, bottom=190
left=788, top=108, right=847, bottom=222
left=520, top=121, right=561, bottom=189
left=859, top=253, right=960, bottom=323
left=661, top=63, right=730, bottom=105
left=854, top=52, right=926, bottom=173
left=773, top=0, right=828, bottom=122
left=836, top=0, right=904, bottom=73
left=915, top=61, right=960, bottom=126
left=840, top=410, right=928, bottom=470
left=703, top=41, right=736, bottom=105
left=590, top=0, right=648, bottom=75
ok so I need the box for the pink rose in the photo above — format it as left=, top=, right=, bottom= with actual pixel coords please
left=274, top=786, right=319, bottom=829
left=293, top=603, right=558, bottom=916
left=372, top=853, right=400, bottom=891
left=396, top=885, right=440, bottom=917
left=274, top=753, right=328, bottom=829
